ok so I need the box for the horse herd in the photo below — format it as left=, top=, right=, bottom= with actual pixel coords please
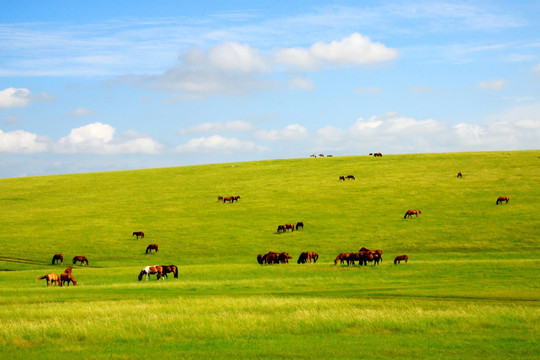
left=217, top=195, right=241, bottom=203
left=277, top=222, right=303, bottom=233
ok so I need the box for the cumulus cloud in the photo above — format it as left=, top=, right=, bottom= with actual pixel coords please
left=174, top=135, right=262, bottom=153
left=255, top=124, right=309, bottom=141
left=478, top=79, right=507, bottom=90
left=0, top=88, right=32, bottom=109
left=179, top=120, right=256, bottom=135
left=0, top=129, right=50, bottom=153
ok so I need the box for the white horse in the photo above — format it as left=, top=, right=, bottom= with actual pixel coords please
left=138, top=265, right=163, bottom=281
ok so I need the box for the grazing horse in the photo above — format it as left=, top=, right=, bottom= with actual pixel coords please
left=145, top=244, right=159, bottom=254
left=284, top=224, right=295, bottom=232
left=404, top=209, right=422, bottom=219
left=138, top=265, right=163, bottom=281
left=296, top=221, right=304, bottom=231
left=334, top=253, right=352, bottom=265
left=339, top=176, right=345, bottom=181
left=496, top=196, right=509, bottom=205
left=72, top=256, right=89, bottom=266
left=52, top=254, right=63, bottom=265
left=394, top=255, right=409, bottom=264
left=232, top=195, right=241, bottom=202
left=457, top=171, right=462, bottom=178
left=61, top=272, right=77, bottom=286
left=223, top=197, right=233, bottom=203
left=346, top=175, right=355, bottom=180
left=133, top=231, right=145, bottom=239
left=298, top=252, right=319, bottom=264
left=217, top=196, right=224, bottom=202
left=36, top=273, right=62, bottom=287
left=373, top=152, right=382, bottom=157
left=161, top=265, right=178, bottom=279
left=258, top=252, right=291, bottom=265
left=277, top=225, right=286, bottom=233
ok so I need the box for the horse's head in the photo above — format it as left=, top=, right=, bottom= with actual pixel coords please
left=138, top=270, right=145, bottom=281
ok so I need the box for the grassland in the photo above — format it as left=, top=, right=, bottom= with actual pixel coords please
left=0, top=150, right=539, bottom=359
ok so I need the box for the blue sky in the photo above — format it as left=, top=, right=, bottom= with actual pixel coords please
left=1, top=0, right=539, bottom=177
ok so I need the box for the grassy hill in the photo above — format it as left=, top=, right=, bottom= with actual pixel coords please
left=0, top=150, right=539, bottom=359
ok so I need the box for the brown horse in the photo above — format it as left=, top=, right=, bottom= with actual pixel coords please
left=61, top=272, right=77, bottom=286
left=217, top=196, right=224, bottom=202
left=284, top=224, right=295, bottom=232
left=72, top=256, right=89, bottom=266
left=52, top=253, right=63, bottom=265
left=457, top=171, right=462, bottom=178
left=161, top=265, right=178, bottom=279
left=404, top=209, right=422, bottom=218
left=394, top=255, right=409, bottom=264
left=37, top=273, right=62, bottom=287
left=297, top=252, right=319, bottom=264
left=496, top=196, right=509, bottom=205
left=138, top=265, right=163, bottom=281
left=146, top=244, right=159, bottom=254
left=334, top=253, right=352, bottom=265
left=346, top=175, right=355, bottom=180
left=296, top=221, right=304, bottom=231
left=373, top=152, right=382, bottom=157
left=133, top=231, right=144, bottom=239
left=339, top=176, right=345, bottom=181
left=258, top=252, right=291, bottom=265
left=277, top=225, right=286, bottom=233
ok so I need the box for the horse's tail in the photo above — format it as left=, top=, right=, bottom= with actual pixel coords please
left=36, top=275, right=47, bottom=280
left=173, top=266, right=178, bottom=279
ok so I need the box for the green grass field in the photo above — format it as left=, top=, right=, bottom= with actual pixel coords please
left=1, top=150, right=539, bottom=359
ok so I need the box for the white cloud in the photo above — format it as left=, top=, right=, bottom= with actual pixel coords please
left=174, top=135, right=260, bottom=153
left=478, top=79, right=507, bottom=90
left=179, top=120, right=256, bottom=135
left=0, top=88, right=32, bottom=109
left=0, top=129, right=50, bottom=153
left=255, top=124, right=309, bottom=141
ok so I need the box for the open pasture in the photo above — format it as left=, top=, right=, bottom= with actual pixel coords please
left=0, top=150, right=539, bottom=359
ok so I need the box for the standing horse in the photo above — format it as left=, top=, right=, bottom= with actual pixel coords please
left=373, top=153, right=382, bottom=157
left=61, top=272, right=77, bottom=286
left=161, top=265, right=178, bottom=279
left=72, top=256, right=89, bottom=266
left=138, top=265, right=163, bottom=281
left=51, top=254, right=64, bottom=265
left=36, top=273, right=62, bottom=287
left=457, top=171, right=462, bottom=178
left=296, top=222, right=304, bottom=231
left=496, top=196, right=509, bottom=205
left=334, top=253, right=352, bottom=265
left=145, top=244, right=159, bottom=254
left=404, top=209, right=422, bottom=219
left=133, top=231, right=145, bottom=239
left=394, top=255, right=409, bottom=264
left=284, top=224, right=295, bottom=232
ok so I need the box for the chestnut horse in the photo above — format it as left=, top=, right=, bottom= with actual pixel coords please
left=133, top=231, right=144, bottom=239
left=496, top=196, right=509, bottom=205
left=373, top=152, right=382, bottom=157
left=61, top=272, right=77, bottom=286
left=284, top=224, right=295, bottom=232
left=52, top=253, right=63, bottom=265
left=334, top=253, right=352, bottom=265
left=138, top=265, right=163, bottom=281
left=394, top=255, right=409, bottom=264
left=36, top=273, right=62, bottom=287
left=161, top=265, right=178, bottom=279
left=72, top=256, right=89, bottom=266
left=457, top=171, right=462, bottom=178
left=145, top=244, right=159, bottom=254
left=404, top=209, right=422, bottom=219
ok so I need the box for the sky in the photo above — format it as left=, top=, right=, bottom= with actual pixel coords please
left=1, top=0, right=539, bottom=178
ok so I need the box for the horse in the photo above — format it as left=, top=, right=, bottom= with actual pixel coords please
left=72, top=256, right=89, bottom=266
left=61, top=272, right=77, bottom=286
left=404, top=209, right=422, bottom=219
left=133, top=231, right=145, bottom=239
left=373, top=152, right=382, bottom=157
left=284, top=224, right=295, bottom=232
left=457, top=171, right=462, bottom=178
left=277, top=225, right=286, bottom=233
left=394, top=255, right=409, bottom=264
left=145, top=244, right=159, bottom=254
left=327, top=155, right=333, bottom=157
left=36, top=273, right=62, bottom=287
left=217, top=196, right=224, bottom=202
left=161, top=265, right=178, bottom=279
left=319, top=154, right=325, bottom=157
left=138, top=265, right=163, bottom=281
left=298, top=252, right=318, bottom=264
left=257, top=254, right=265, bottom=264
left=496, top=196, right=509, bottom=205
left=346, top=175, right=355, bottom=180
left=51, top=253, right=63, bottom=265
left=259, top=252, right=291, bottom=265
left=232, top=196, right=241, bottom=202
left=339, top=176, right=345, bottom=181
left=296, top=221, right=304, bottom=231
left=334, top=253, right=352, bottom=265
left=310, top=154, right=316, bottom=158
left=223, top=197, right=233, bottom=203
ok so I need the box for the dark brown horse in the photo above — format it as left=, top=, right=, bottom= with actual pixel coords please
left=277, top=225, right=286, bottom=233
left=373, top=152, right=382, bottom=157
left=404, top=209, right=422, bottom=219
left=138, top=265, right=163, bottom=281
left=394, top=255, right=409, bottom=264
left=61, top=272, right=77, bottom=286
left=297, top=251, right=319, bottom=264
left=457, top=171, right=462, bottom=178
left=52, top=253, right=63, bottom=265
left=37, top=273, right=62, bottom=287
left=496, top=196, right=509, bottom=205
left=72, top=256, right=89, bottom=266
left=334, top=253, right=352, bottom=265
left=217, top=196, right=224, bottom=202
left=296, top=221, right=304, bottom=231
left=339, top=176, right=345, bottom=181
left=346, top=175, right=355, bottom=180
left=161, top=265, right=178, bottom=279
left=146, top=244, right=159, bottom=254
left=133, top=231, right=145, bottom=239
